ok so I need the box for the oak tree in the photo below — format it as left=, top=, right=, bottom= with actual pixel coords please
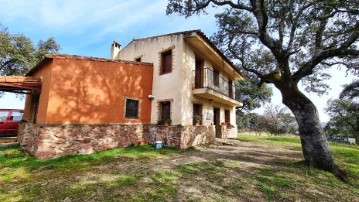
left=0, top=25, right=60, bottom=76
left=167, top=0, right=359, bottom=181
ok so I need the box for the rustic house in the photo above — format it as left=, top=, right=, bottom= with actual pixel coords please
left=17, top=30, right=243, bottom=159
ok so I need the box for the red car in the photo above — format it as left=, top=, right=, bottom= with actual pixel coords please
left=0, top=109, right=24, bottom=137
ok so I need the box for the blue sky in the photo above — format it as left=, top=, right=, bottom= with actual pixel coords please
left=0, top=0, right=356, bottom=122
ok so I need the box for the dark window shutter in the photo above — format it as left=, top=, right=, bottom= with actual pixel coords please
left=161, top=50, right=172, bottom=74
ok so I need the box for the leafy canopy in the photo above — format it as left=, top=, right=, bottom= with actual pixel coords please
left=167, top=0, right=359, bottom=95
left=235, top=76, right=272, bottom=112
left=326, top=80, right=359, bottom=138
left=0, top=24, right=60, bottom=76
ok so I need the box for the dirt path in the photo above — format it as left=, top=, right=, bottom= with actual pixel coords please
left=4, top=138, right=356, bottom=201
left=74, top=138, right=306, bottom=201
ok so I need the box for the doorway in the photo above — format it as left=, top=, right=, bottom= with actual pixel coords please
left=195, top=58, right=204, bottom=88
left=213, top=107, right=221, bottom=138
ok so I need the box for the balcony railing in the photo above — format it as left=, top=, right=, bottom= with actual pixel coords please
left=194, top=68, right=235, bottom=99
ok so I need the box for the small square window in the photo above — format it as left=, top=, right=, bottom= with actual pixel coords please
left=125, top=99, right=139, bottom=118
left=135, top=57, right=142, bottom=62
left=161, top=50, right=172, bottom=74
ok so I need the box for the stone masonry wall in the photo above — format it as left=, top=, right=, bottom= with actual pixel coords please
left=18, top=123, right=215, bottom=159
left=148, top=125, right=215, bottom=149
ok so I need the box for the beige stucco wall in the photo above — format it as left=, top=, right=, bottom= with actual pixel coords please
left=182, top=42, right=238, bottom=136
left=117, top=35, right=184, bottom=125
left=116, top=33, right=238, bottom=137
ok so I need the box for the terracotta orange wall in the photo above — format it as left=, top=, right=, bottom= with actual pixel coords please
left=45, top=58, right=153, bottom=124
left=23, top=60, right=53, bottom=123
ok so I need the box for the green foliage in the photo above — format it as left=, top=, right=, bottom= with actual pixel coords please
left=326, top=99, right=359, bottom=139
left=167, top=0, right=358, bottom=88
left=238, top=105, right=298, bottom=135
left=326, top=80, right=359, bottom=138
left=235, top=77, right=272, bottom=112
left=1, top=137, right=359, bottom=201
left=340, top=80, right=359, bottom=100
left=193, top=115, right=202, bottom=122
left=164, top=117, right=172, bottom=123
left=0, top=24, right=60, bottom=77
left=0, top=144, right=178, bottom=171
left=167, top=1, right=358, bottom=176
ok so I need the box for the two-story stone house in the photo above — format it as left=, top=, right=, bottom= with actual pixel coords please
left=15, top=30, right=243, bottom=159
left=112, top=30, right=242, bottom=138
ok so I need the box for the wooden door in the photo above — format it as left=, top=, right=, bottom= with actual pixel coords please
left=213, top=108, right=221, bottom=138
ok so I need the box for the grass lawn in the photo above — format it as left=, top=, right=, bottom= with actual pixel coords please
left=1, top=134, right=358, bottom=201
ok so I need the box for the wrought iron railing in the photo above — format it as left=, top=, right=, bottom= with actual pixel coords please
left=194, top=68, right=235, bottom=99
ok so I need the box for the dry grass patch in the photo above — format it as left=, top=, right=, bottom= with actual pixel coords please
left=0, top=136, right=358, bottom=201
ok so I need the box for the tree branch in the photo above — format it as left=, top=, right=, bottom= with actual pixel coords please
left=293, top=21, right=359, bottom=81
left=209, top=0, right=252, bottom=11
left=287, top=3, right=311, bottom=50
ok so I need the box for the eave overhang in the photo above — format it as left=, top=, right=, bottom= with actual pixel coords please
left=0, top=76, right=42, bottom=93
left=183, top=32, right=243, bottom=81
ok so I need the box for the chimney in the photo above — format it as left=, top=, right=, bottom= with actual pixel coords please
left=111, top=41, right=121, bottom=59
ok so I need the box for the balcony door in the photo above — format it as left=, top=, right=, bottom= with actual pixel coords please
left=228, top=80, right=233, bottom=99
left=195, top=58, right=204, bottom=88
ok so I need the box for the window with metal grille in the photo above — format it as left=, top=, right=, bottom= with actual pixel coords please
left=160, top=101, right=171, bottom=121
left=125, top=99, right=139, bottom=118
left=161, top=49, right=172, bottom=74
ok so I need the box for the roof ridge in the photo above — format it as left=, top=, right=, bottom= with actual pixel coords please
left=26, top=54, right=152, bottom=76
left=131, top=29, right=202, bottom=41
left=43, top=54, right=152, bottom=65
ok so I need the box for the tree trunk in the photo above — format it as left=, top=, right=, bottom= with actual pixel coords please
left=277, top=83, right=348, bottom=181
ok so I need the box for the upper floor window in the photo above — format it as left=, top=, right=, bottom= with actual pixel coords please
left=125, top=99, right=139, bottom=119
left=213, top=69, right=220, bottom=86
left=161, top=49, right=172, bottom=74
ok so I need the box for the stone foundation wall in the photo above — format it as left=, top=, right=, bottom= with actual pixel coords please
left=18, top=123, right=215, bottom=159
left=148, top=125, right=215, bottom=149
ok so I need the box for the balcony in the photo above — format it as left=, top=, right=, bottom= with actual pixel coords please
left=193, top=68, right=242, bottom=107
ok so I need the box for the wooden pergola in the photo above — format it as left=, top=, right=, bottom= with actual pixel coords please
left=0, top=76, right=42, bottom=94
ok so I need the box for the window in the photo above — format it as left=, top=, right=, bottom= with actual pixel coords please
left=125, top=99, right=139, bottom=118
left=193, top=104, right=202, bottom=125
left=225, top=110, right=230, bottom=125
left=0, top=111, right=9, bottom=121
left=161, top=49, right=172, bottom=74
left=160, top=101, right=171, bottom=121
left=213, top=69, right=219, bottom=86
left=135, top=57, right=142, bottom=62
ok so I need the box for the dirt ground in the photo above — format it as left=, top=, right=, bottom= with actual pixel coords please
left=2, top=138, right=358, bottom=201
